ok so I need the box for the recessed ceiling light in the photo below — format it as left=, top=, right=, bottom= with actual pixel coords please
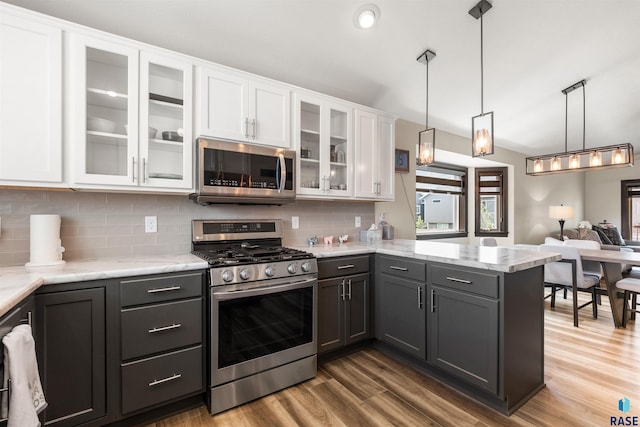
left=353, top=4, right=380, bottom=29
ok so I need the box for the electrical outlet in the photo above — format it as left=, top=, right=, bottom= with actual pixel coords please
left=291, top=216, right=299, bottom=229
left=145, top=216, right=157, bottom=233
left=355, top=216, right=361, bottom=227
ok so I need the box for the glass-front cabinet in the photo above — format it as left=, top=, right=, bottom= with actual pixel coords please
left=70, top=34, right=192, bottom=189
left=294, top=93, right=352, bottom=197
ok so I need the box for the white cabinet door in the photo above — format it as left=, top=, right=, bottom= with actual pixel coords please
left=354, top=110, right=395, bottom=200
left=250, top=81, right=290, bottom=148
left=198, top=69, right=248, bottom=142
left=69, top=34, right=139, bottom=186
left=354, top=109, right=378, bottom=198
left=377, top=115, right=395, bottom=200
left=139, top=52, right=193, bottom=189
left=0, top=13, right=62, bottom=183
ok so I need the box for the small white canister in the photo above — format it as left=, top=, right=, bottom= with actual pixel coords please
left=25, top=214, right=65, bottom=267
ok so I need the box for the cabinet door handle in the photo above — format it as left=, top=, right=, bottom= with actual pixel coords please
left=446, top=277, right=472, bottom=284
left=389, top=266, right=408, bottom=271
left=147, top=286, right=182, bottom=293
left=340, top=279, right=345, bottom=301
left=244, top=118, right=250, bottom=138
left=132, top=157, right=137, bottom=182
left=337, top=264, right=355, bottom=270
left=143, top=157, right=148, bottom=183
left=251, top=118, right=256, bottom=139
left=20, top=311, right=32, bottom=327
left=347, top=279, right=352, bottom=300
left=417, top=286, right=423, bottom=309
left=149, top=373, right=182, bottom=387
left=431, top=289, right=435, bottom=313
left=148, top=323, right=181, bottom=334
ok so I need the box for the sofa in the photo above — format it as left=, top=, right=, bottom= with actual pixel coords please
left=549, top=227, right=640, bottom=252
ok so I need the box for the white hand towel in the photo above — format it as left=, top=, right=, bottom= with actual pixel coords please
left=2, top=324, right=47, bottom=427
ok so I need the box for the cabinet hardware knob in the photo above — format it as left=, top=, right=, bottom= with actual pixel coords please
left=147, top=286, right=182, bottom=293
left=446, top=277, right=472, bottom=284
left=148, top=323, right=182, bottom=334
left=149, top=373, right=182, bottom=387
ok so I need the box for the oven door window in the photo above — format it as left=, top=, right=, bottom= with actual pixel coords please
left=217, top=287, right=313, bottom=368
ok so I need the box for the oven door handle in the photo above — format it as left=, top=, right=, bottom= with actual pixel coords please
left=212, top=277, right=316, bottom=300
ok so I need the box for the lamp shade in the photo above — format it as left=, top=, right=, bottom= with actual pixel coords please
left=549, top=205, right=574, bottom=220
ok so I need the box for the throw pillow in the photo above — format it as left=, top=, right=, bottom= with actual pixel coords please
left=592, top=225, right=614, bottom=245
left=601, top=226, right=626, bottom=246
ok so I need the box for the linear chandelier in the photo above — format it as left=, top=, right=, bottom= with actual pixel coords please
left=526, top=79, right=634, bottom=175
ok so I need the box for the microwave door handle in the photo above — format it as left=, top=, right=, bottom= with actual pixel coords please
left=277, top=153, right=286, bottom=193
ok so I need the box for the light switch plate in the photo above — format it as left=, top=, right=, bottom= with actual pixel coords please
left=355, top=216, right=361, bottom=227
left=291, top=216, right=299, bottom=229
left=145, top=216, right=157, bottom=233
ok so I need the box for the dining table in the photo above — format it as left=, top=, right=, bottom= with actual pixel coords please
left=573, top=247, right=640, bottom=327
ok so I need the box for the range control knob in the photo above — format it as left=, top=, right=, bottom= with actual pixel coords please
left=221, top=270, right=234, bottom=283
left=301, top=261, right=311, bottom=273
left=239, top=268, right=251, bottom=280
left=287, top=263, right=297, bottom=274
left=264, top=266, right=275, bottom=277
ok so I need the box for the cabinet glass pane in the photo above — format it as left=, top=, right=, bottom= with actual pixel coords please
left=85, top=47, right=129, bottom=176
left=300, top=102, right=320, bottom=189
left=330, top=108, right=348, bottom=192
left=147, top=63, right=185, bottom=180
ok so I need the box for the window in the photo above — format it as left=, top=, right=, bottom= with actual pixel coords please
left=621, top=180, right=640, bottom=240
left=416, top=164, right=467, bottom=239
left=475, top=167, right=508, bottom=237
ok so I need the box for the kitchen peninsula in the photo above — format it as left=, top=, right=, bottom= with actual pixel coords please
left=309, top=240, right=561, bottom=415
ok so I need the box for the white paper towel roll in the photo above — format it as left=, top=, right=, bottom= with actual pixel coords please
left=26, top=214, right=65, bottom=267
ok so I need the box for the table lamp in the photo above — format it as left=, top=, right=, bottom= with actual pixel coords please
left=549, top=204, right=574, bottom=241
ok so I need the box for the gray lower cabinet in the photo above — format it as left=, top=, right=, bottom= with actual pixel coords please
left=119, top=271, right=204, bottom=415
left=35, top=285, right=107, bottom=427
left=375, top=255, right=427, bottom=359
left=317, top=256, right=371, bottom=354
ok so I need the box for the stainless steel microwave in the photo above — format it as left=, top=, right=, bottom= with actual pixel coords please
left=191, top=137, right=296, bottom=205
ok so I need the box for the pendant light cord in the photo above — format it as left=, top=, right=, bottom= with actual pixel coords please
left=480, top=14, right=484, bottom=114
left=564, top=92, right=568, bottom=152
left=425, top=55, right=429, bottom=129
left=582, top=83, right=586, bottom=150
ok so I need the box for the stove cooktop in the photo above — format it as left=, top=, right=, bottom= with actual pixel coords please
left=192, top=245, right=314, bottom=267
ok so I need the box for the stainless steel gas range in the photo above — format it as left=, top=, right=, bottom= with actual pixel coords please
left=191, top=219, right=317, bottom=415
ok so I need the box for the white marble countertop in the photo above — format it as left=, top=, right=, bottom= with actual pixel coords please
left=296, top=239, right=561, bottom=273
left=0, top=254, right=208, bottom=317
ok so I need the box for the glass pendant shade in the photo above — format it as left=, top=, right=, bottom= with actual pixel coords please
left=472, top=111, right=494, bottom=157
left=417, top=128, right=435, bottom=165
left=551, top=156, right=560, bottom=171
left=569, top=154, right=580, bottom=168
left=589, top=151, right=602, bottom=167
left=526, top=143, right=634, bottom=175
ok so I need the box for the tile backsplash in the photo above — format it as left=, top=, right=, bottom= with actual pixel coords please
left=0, top=190, right=375, bottom=267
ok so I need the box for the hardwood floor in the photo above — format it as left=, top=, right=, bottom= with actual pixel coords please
left=145, top=294, right=640, bottom=426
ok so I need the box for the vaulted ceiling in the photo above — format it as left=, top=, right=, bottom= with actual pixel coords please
left=7, top=0, right=640, bottom=156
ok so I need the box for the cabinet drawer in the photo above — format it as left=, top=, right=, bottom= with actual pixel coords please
left=120, top=272, right=202, bottom=307
left=430, top=264, right=499, bottom=298
left=378, top=255, right=426, bottom=282
left=121, top=345, right=203, bottom=414
left=121, top=298, right=202, bottom=360
left=318, top=256, right=369, bottom=279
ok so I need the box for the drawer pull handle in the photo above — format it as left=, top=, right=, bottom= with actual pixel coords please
left=147, top=286, right=182, bottom=294
left=337, top=264, right=355, bottom=270
left=149, top=373, right=182, bottom=387
left=148, top=323, right=182, bottom=334
left=446, top=277, right=472, bottom=284
left=389, top=266, right=408, bottom=271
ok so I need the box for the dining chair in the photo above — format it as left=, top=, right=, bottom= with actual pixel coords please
left=480, top=237, right=497, bottom=247
left=562, top=239, right=603, bottom=278
left=615, top=273, right=640, bottom=327
left=539, top=244, right=600, bottom=327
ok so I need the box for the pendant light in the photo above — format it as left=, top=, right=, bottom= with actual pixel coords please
left=525, top=79, right=634, bottom=175
left=469, top=0, right=494, bottom=157
left=416, top=49, right=436, bottom=166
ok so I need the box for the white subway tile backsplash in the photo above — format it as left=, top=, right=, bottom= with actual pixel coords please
left=0, top=190, right=375, bottom=267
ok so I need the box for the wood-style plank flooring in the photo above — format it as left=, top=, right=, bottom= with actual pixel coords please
left=145, top=294, right=640, bottom=426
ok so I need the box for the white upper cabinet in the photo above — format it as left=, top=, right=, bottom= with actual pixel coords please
left=198, top=68, right=291, bottom=148
left=354, top=109, right=395, bottom=200
left=294, top=93, right=352, bottom=198
left=0, top=11, right=62, bottom=184
left=69, top=33, right=193, bottom=190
